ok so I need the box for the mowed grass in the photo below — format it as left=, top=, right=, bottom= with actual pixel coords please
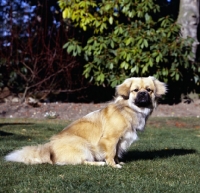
left=0, top=117, right=200, bottom=193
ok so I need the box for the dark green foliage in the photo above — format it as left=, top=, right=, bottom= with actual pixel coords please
left=59, top=0, right=199, bottom=89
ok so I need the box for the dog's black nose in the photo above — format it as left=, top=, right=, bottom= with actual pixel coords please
left=138, top=91, right=148, bottom=97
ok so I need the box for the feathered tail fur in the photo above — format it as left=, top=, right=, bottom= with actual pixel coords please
left=5, top=143, right=53, bottom=164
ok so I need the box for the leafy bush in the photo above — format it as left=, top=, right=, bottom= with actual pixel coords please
left=59, top=0, right=200, bottom=88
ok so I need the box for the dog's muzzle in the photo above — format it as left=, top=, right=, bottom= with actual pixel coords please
left=135, top=91, right=151, bottom=107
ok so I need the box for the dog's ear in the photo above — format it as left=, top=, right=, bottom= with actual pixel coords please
left=116, top=78, right=133, bottom=99
left=150, top=76, right=167, bottom=97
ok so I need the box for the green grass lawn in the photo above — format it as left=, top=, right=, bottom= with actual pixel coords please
left=0, top=117, right=200, bottom=193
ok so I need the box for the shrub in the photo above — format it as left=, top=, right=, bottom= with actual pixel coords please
left=59, top=0, right=199, bottom=90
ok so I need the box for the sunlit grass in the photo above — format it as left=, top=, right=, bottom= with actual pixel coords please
left=0, top=117, right=200, bottom=193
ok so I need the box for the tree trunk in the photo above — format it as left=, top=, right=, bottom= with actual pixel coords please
left=177, top=0, right=200, bottom=61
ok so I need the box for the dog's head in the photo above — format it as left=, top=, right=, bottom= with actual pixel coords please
left=116, top=76, right=167, bottom=109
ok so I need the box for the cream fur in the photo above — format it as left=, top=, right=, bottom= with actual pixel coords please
left=5, top=77, right=166, bottom=168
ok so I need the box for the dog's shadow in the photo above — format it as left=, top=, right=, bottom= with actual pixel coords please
left=123, top=149, right=196, bottom=162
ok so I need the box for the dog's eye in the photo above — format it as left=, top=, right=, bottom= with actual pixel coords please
left=133, top=89, right=139, bottom=92
left=146, top=88, right=151, bottom=92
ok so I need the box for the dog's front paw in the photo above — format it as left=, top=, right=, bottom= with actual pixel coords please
left=108, top=163, right=122, bottom=168
left=106, top=159, right=122, bottom=168
left=114, top=164, right=122, bottom=169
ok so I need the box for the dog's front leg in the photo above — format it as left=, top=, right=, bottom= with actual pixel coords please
left=114, top=142, right=125, bottom=165
left=99, top=138, right=122, bottom=168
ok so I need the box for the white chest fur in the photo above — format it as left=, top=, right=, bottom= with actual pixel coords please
left=117, top=130, right=138, bottom=158
left=117, top=108, right=151, bottom=158
left=134, top=106, right=152, bottom=131
left=136, top=111, right=148, bottom=131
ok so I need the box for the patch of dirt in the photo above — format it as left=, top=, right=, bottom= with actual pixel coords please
left=0, top=99, right=200, bottom=121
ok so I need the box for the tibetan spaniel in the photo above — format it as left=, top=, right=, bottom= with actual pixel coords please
left=5, top=76, right=166, bottom=168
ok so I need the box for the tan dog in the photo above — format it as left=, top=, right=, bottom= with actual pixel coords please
left=5, top=76, right=166, bottom=168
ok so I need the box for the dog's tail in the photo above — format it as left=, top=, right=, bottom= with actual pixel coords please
left=5, top=143, right=53, bottom=164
